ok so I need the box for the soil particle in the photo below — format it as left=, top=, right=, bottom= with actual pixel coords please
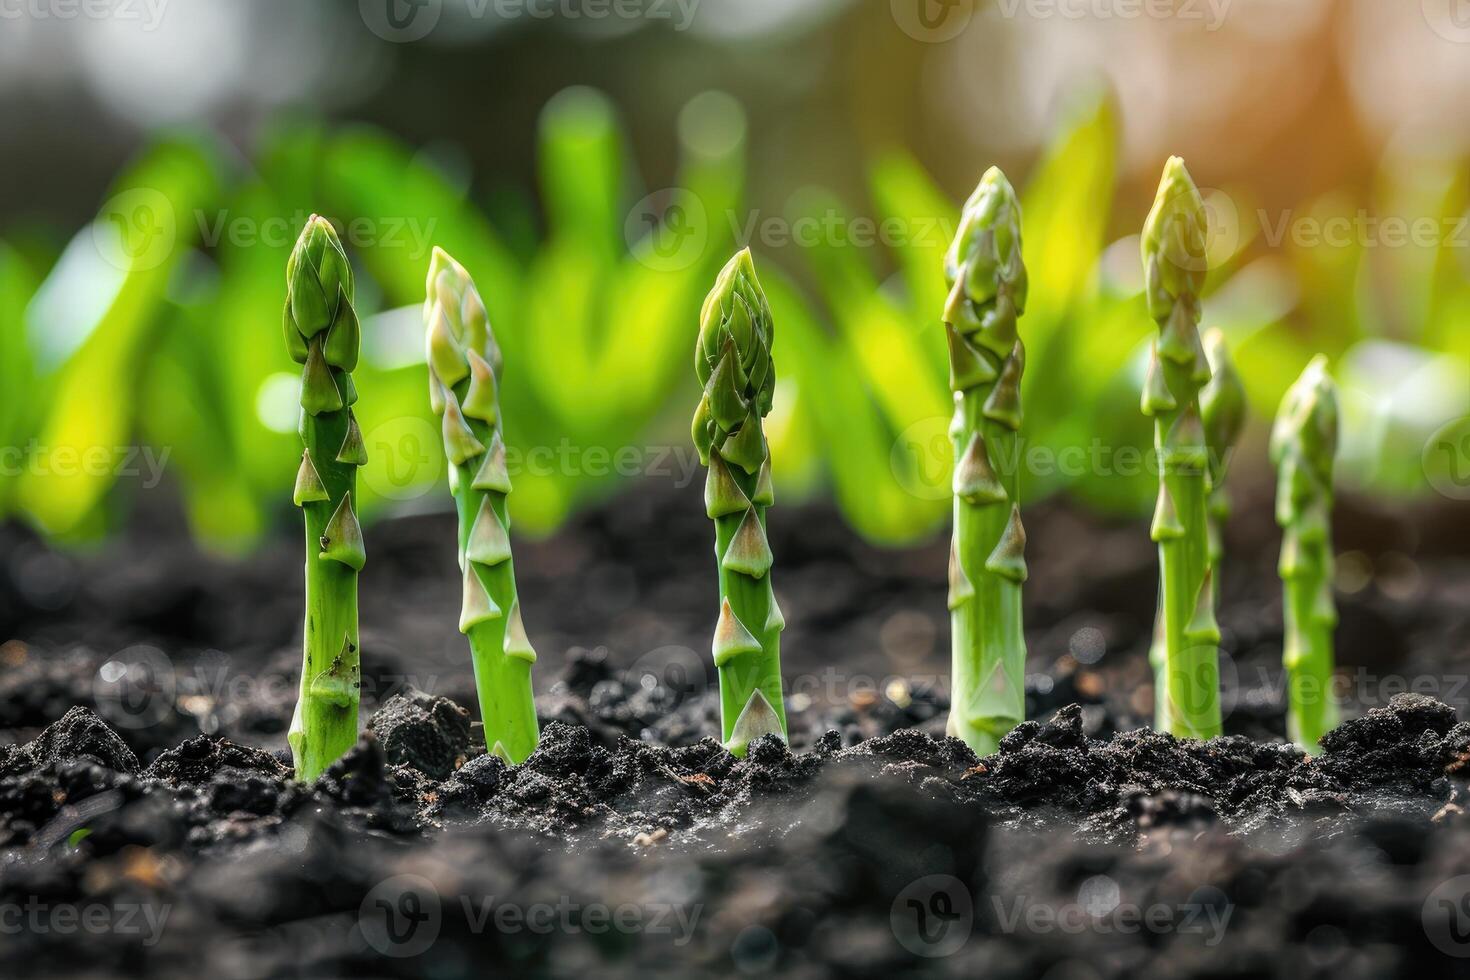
left=2, top=707, right=139, bottom=776
left=368, top=688, right=472, bottom=780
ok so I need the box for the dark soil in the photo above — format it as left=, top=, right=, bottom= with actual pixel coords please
left=0, top=481, right=1467, bottom=978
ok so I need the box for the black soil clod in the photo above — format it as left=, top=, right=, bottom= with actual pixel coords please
left=367, top=687, right=473, bottom=779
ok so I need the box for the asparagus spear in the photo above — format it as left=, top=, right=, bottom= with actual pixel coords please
left=941, top=167, right=1029, bottom=755
left=425, top=248, right=540, bottom=764
left=1271, top=355, right=1339, bottom=752
left=285, top=216, right=365, bottom=780
left=1151, top=328, right=1245, bottom=729
left=692, top=248, right=786, bottom=756
left=1141, top=158, right=1222, bottom=740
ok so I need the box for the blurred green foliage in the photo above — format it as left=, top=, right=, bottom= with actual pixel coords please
left=0, top=86, right=1463, bottom=551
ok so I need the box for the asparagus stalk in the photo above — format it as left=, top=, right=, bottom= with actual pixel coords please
left=1141, top=158, right=1222, bottom=740
left=425, top=248, right=540, bottom=764
left=692, top=248, right=787, bottom=756
left=1271, top=355, right=1339, bottom=752
left=285, top=216, right=365, bottom=780
left=941, top=167, right=1029, bottom=755
left=1151, top=328, right=1245, bottom=729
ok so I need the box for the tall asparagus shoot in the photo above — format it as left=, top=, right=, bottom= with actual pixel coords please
left=692, top=248, right=786, bottom=755
left=286, top=216, right=365, bottom=780
left=941, top=168, right=1029, bottom=755
left=1141, top=158, right=1222, bottom=740
left=1151, top=328, right=1245, bottom=729
left=425, top=248, right=540, bottom=764
left=1271, top=356, right=1339, bottom=752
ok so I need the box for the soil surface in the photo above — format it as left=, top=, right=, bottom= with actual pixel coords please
left=0, top=481, right=1467, bottom=978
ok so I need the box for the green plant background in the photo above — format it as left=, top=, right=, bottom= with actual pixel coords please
left=2, top=83, right=1465, bottom=552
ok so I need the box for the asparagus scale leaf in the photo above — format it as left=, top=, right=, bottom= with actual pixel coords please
left=694, top=249, right=787, bottom=756
left=1141, top=158, right=1222, bottom=740
left=286, top=216, right=364, bottom=780
left=1150, top=327, right=1245, bottom=730
left=426, top=248, right=540, bottom=764
left=941, top=167, right=1029, bottom=755
left=1271, top=355, right=1339, bottom=752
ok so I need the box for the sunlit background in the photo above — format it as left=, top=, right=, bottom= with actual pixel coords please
left=1, top=0, right=1466, bottom=552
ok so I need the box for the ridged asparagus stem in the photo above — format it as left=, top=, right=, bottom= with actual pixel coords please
left=693, top=249, right=786, bottom=756
left=1141, top=158, right=1221, bottom=740
left=425, top=248, right=540, bottom=764
left=941, top=168, right=1029, bottom=756
left=1271, top=356, right=1339, bottom=752
left=285, top=216, right=365, bottom=780
left=1151, top=328, right=1245, bottom=730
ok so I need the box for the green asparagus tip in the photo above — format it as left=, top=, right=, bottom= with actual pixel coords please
left=944, top=167, right=1026, bottom=356
left=1142, top=156, right=1208, bottom=290
left=695, top=248, right=786, bottom=753
left=425, top=248, right=540, bottom=763
left=1270, top=355, right=1338, bottom=477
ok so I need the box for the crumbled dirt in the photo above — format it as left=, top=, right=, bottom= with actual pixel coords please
left=2, top=686, right=1470, bottom=976
left=0, top=484, right=1467, bottom=976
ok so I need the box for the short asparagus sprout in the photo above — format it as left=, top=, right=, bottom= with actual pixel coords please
left=941, top=167, right=1029, bottom=755
left=1141, top=157, right=1222, bottom=740
left=1150, top=328, right=1245, bottom=730
left=425, top=248, right=540, bottom=765
left=1271, top=355, right=1339, bottom=752
left=285, top=216, right=365, bottom=780
left=692, top=248, right=786, bottom=756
